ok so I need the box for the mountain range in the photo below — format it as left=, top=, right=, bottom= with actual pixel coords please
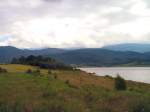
left=0, top=46, right=65, bottom=63
left=103, top=43, right=150, bottom=53
left=1, top=43, right=150, bottom=66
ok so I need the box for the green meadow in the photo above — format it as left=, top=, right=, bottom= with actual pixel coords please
left=0, top=64, right=149, bottom=112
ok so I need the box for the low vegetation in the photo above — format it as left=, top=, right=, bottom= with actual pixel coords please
left=115, top=75, right=127, bottom=90
left=0, top=64, right=149, bottom=112
left=11, top=55, right=73, bottom=70
left=0, top=67, right=7, bottom=73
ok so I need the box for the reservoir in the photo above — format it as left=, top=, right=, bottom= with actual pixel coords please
left=80, top=67, right=150, bottom=84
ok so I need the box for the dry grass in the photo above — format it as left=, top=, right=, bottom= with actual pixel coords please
left=0, top=64, right=149, bottom=112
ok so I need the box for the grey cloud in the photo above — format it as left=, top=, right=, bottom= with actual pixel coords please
left=0, top=0, right=137, bottom=23
left=103, top=10, right=138, bottom=25
left=0, top=0, right=150, bottom=48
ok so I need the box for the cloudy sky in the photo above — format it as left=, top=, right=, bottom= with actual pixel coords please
left=0, top=0, right=150, bottom=48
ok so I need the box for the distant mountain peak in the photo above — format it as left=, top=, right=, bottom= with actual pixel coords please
left=0, top=46, right=17, bottom=49
left=103, top=43, right=150, bottom=53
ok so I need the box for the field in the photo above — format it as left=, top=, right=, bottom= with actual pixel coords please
left=0, top=64, right=149, bottom=112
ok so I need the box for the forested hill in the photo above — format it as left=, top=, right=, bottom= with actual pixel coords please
left=0, top=46, right=65, bottom=63
left=103, top=43, right=150, bottom=53
left=1, top=46, right=150, bottom=66
left=52, top=48, right=150, bottom=66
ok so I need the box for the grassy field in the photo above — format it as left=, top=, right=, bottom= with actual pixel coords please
left=0, top=64, right=149, bottom=112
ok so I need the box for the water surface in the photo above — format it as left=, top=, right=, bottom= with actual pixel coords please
left=80, top=67, right=150, bottom=84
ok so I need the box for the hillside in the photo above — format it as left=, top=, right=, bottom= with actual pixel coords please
left=103, top=43, right=150, bottom=53
left=0, top=46, right=66, bottom=63
left=52, top=48, right=150, bottom=66
left=1, top=46, right=150, bottom=66
left=0, top=46, right=26, bottom=63
left=0, top=64, right=149, bottom=112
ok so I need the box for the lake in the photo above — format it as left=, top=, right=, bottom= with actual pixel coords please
left=80, top=67, right=150, bottom=84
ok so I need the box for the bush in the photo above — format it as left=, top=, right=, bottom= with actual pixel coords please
left=105, top=75, right=113, bottom=79
left=48, top=105, right=64, bottom=112
left=33, top=69, right=41, bottom=76
left=65, top=80, right=70, bottom=85
left=35, top=69, right=40, bottom=74
left=42, top=91, right=51, bottom=98
left=26, top=69, right=41, bottom=76
left=131, top=99, right=150, bottom=112
left=26, top=69, right=32, bottom=74
left=115, top=75, right=127, bottom=90
left=54, top=74, right=58, bottom=79
left=0, top=67, right=7, bottom=73
left=48, top=70, right=52, bottom=74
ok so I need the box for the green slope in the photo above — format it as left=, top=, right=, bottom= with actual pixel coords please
left=0, top=64, right=149, bottom=112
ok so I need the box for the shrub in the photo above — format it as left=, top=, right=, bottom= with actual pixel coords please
left=54, top=74, right=58, bottom=79
left=48, top=70, right=52, bottom=74
left=115, top=75, right=127, bottom=90
left=131, top=100, right=150, bottom=112
left=33, top=69, right=41, bottom=76
left=26, top=69, right=41, bottom=76
left=0, top=67, right=7, bottom=73
left=42, top=88, right=57, bottom=98
left=48, top=105, right=64, bottom=112
left=42, top=91, right=51, bottom=98
left=26, top=69, right=32, bottom=74
left=105, top=75, right=113, bottom=79
left=65, top=80, right=70, bottom=85
left=35, top=69, right=40, bottom=74
left=2, top=69, right=7, bottom=73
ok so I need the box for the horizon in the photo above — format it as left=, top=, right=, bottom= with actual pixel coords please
left=0, top=0, right=150, bottom=48
left=1, top=42, right=150, bottom=50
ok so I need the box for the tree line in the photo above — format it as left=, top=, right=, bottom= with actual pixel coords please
left=11, top=55, right=73, bottom=70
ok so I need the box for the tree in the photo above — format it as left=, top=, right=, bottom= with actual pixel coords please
left=11, top=58, right=18, bottom=64
left=115, top=75, right=127, bottom=90
left=19, top=56, right=25, bottom=63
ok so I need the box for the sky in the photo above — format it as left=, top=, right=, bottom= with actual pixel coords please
left=0, top=0, right=150, bottom=48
